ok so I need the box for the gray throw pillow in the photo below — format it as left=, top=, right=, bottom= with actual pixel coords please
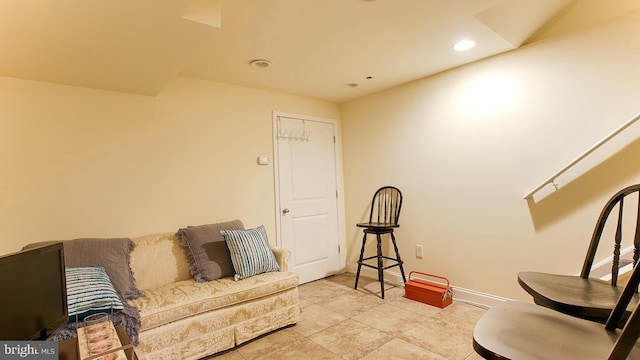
left=63, top=238, right=143, bottom=300
left=177, top=220, right=244, bottom=282
left=23, top=238, right=143, bottom=300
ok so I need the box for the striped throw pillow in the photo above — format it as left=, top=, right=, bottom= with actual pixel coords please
left=221, top=225, right=280, bottom=281
left=66, top=266, right=124, bottom=322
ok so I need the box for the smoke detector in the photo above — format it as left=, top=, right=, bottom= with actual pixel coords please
left=250, top=59, right=272, bottom=69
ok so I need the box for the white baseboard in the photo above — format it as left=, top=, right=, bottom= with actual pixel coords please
left=588, top=245, right=635, bottom=281
left=346, top=263, right=509, bottom=309
left=450, top=286, right=510, bottom=309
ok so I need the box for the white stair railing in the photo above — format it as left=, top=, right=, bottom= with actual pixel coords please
left=524, top=111, right=640, bottom=199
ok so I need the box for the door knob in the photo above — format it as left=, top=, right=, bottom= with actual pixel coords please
left=282, top=208, right=290, bottom=215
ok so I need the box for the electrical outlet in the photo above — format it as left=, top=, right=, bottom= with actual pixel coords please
left=416, top=245, right=424, bottom=258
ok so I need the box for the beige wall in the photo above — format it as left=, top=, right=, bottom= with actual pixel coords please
left=0, top=75, right=340, bottom=255
left=340, top=10, right=640, bottom=300
left=3, top=4, right=640, bottom=301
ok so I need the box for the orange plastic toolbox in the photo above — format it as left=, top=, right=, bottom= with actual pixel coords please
left=405, top=271, right=453, bottom=308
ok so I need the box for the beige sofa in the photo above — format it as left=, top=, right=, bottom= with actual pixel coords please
left=128, top=232, right=301, bottom=360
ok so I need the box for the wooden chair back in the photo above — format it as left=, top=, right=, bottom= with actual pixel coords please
left=367, top=186, right=403, bottom=225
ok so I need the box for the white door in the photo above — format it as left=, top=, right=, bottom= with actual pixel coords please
left=275, top=113, right=341, bottom=284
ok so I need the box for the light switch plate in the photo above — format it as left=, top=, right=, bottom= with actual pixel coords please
left=257, top=156, right=271, bottom=165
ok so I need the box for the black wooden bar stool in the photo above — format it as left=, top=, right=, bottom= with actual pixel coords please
left=354, top=186, right=407, bottom=299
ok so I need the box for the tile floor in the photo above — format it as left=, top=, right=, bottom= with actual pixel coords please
left=209, top=273, right=486, bottom=360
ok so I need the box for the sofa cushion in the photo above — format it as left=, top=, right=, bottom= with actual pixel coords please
left=130, top=271, right=299, bottom=331
left=221, top=225, right=280, bottom=281
left=66, top=266, right=124, bottom=322
left=130, top=233, right=192, bottom=291
left=177, top=220, right=245, bottom=282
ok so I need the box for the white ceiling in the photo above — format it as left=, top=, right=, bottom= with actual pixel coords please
left=0, top=0, right=573, bottom=103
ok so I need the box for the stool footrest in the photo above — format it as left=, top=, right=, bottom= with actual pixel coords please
left=359, top=262, right=403, bottom=271
left=361, top=255, right=403, bottom=262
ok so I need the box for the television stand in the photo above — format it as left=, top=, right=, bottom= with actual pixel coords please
left=59, top=325, right=137, bottom=360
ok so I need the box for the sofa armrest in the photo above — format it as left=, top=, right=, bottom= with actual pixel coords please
left=271, top=247, right=291, bottom=272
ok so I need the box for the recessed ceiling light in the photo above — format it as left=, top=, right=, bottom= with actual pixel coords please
left=454, top=39, right=475, bottom=52
left=346, top=83, right=358, bottom=88
left=250, top=59, right=271, bottom=68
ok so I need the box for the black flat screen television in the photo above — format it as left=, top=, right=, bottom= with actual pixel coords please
left=0, top=242, right=68, bottom=340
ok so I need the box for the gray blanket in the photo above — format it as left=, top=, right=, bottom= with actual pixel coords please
left=49, top=300, right=140, bottom=346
